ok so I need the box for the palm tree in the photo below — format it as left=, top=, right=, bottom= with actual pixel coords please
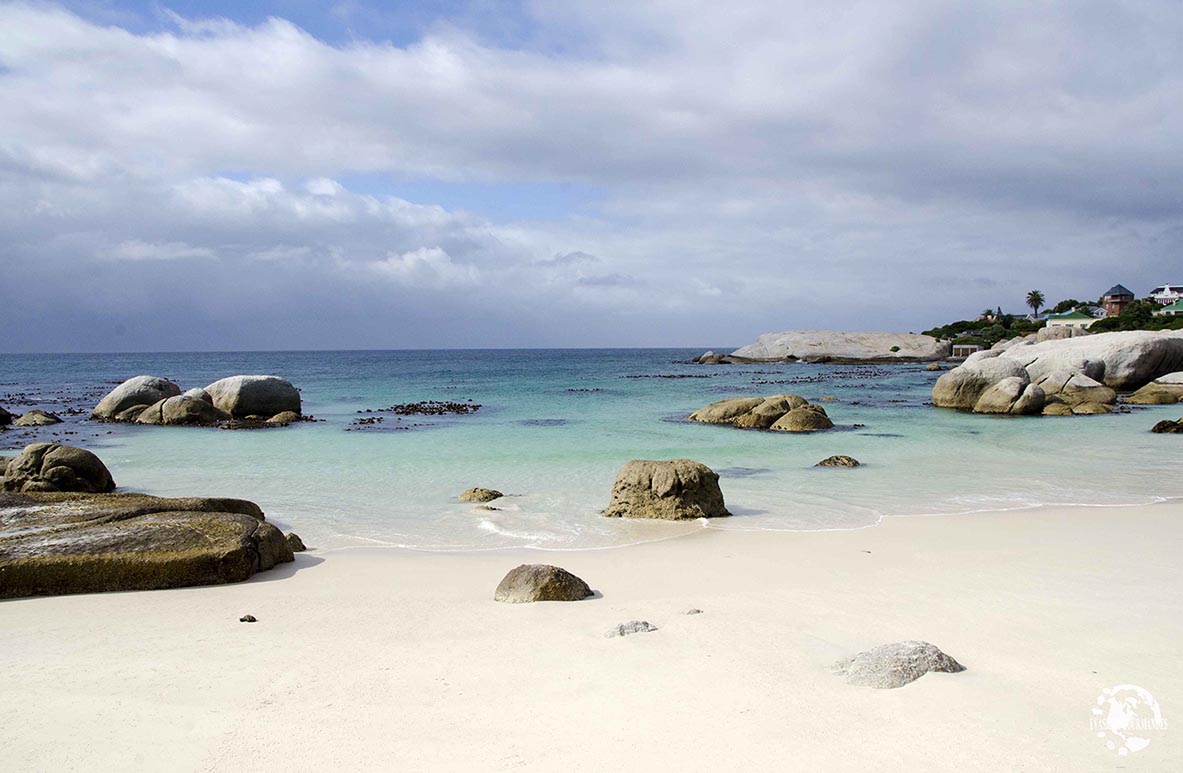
left=1026, top=290, right=1045, bottom=318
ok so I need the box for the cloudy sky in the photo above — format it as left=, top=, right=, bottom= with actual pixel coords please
left=1, top=1, right=1179, bottom=352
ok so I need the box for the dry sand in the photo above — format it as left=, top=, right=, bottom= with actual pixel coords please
left=2, top=503, right=1181, bottom=771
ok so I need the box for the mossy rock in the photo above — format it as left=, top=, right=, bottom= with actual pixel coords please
left=0, top=491, right=291, bottom=598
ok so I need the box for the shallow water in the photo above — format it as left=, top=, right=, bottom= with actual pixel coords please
left=2, top=349, right=1181, bottom=550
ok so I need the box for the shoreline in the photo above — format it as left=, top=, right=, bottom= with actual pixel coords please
left=3, top=501, right=1180, bottom=770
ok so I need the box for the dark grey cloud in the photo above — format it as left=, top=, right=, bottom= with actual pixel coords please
left=0, top=1, right=1179, bottom=351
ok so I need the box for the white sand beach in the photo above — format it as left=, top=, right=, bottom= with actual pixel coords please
left=2, top=503, right=1180, bottom=771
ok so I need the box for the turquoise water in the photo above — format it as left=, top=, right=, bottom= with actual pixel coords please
left=2, top=349, right=1181, bottom=550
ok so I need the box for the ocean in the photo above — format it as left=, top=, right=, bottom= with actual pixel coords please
left=2, top=349, right=1181, bottom=551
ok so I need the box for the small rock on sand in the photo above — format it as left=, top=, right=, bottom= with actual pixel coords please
left=606, top=620, right=658, bottom=638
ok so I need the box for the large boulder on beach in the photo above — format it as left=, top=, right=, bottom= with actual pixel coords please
left=732, top=330, right=950, bottom=361
left=932, top=352, right=1030, bottom=409
left=14, top=410, right=62, bottom=427
left=832, top=640, right=966, bottom=689
left=0, top=491, right=294, bottom=598
left=2, top=443, right=115, bottom=494
left=92, top=376, right=182, bottom=420
left=602, top=459, right=730, bottom=520
left=135, top=395, right=231, bottom=426
left=1127, top=372, right=1183, bottom=405
left=493, top=564, right=593, bottom=603
left=204, top=375, right=301, bottom=419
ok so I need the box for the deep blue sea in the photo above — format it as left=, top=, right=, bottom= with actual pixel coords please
left=2, top=349, right=1181, bottom=551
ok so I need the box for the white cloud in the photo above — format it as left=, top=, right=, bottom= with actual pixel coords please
left=103, top=239, right=215, bottom=261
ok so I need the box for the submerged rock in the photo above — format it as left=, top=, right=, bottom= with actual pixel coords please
left=3, top=443, right=115, bottom=494
left=459, top=487, right=504, bottom=503
left=816, top=455, right=860, bottom=468
left=493, top=564, right=593, bottom=603
left=268, top=410, right=301, bottom=425
left=1151, top=419, right=1183, bottom=433
left=0, top=490, right=294, bottom=598
left=14, top=410, right=63, bottom=427
left=832, top=640, right=966, bottom=689
left=92, top=376, right=183, bottom=420
left=602, top=459, right=729, bottom=520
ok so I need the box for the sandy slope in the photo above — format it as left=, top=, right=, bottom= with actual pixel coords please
left=1, top=504, right=1180, bottom=771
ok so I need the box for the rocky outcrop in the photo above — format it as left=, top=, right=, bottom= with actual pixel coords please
left=816, top=455, right=860, bottom=468
left=135, top=395, right=231, bottom=426
left=972, top=377, right=1045, bottom=415
left=3, top=443, right=116, bottom=494
left=92, top=376, right=182, bottom=420
left=832, top=640, right=966, bottom=689
left=14, top=410, right=62, bottom=427
left=689, top=394, right=833, bottom=432
left=459, top=487, right=503, bottom=503
left=0, top=406, right=12, bottom=426
left=934, top=331, right=1183, bottom=415
left=1151, top=419, right=1183, bottom=433
left=732, top=330, right=950, bottom=362
left=493, top=564, right=593, bottom=603
left=1035, top=325, right=1089, bottom=343
left=602, top=459, right=729, bottom=520
left=204, top=375, right=301, bottom=419
left=0, top=490, right=294, bottom=598
left=182, top=387, right=212, bottom=402
left=1127, top=372, right=1183, bottom=405
left=268, top=411, right=301, bottom=425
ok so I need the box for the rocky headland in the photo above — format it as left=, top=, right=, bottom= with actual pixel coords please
left=700, top=330, right=950, bottom=364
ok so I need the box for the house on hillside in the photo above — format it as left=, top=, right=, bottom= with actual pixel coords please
left=1156, top=300, right=1183, bottom=317
left=1045, top=310, right=1096, bottom=330
left=1149, top=284, right=1183, bottom=306
left=1101, top=284, right=1135, bottom=317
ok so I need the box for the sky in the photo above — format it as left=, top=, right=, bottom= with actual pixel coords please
left=0, top=0, right=1179, bottom=352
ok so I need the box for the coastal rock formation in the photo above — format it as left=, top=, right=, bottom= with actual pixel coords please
left=0, top=406, right=12, bottom=425
left=689, top=394, right=833, bottom=432
left=268, top=411, right=301, bottom=425
left=1127, top=372, right=1183, bottom=405
left=816, top=455, right=860, bottom=468
left=459, top=487, right=503, bottom=503
left=832, top=640, right=966, bottom=689
left=606, top=620, right=658, bottom=638
left=3, top=443, right=116, bottom=494
left=731, top=330, right=950, bottom=362
left=135, top=395, right=231, bottom=426
left=493, top=564, right=593, bottom=603
left=1151, top=419, right=1183, bottom=433
left=0, top=456, right=14, bottom=476
left=602, top=459, right=730, bottom=520
left=205, top=375, right=301, bottom=418
left=287, top=532, right=307, bottom=551
left=932, top=352, right=1030, bottom=409
left=182, top=387, right=212, bottom=402
left=1035, top=325, right=1089, bottom=343
left=14, top=410, right=63, bottom=427
left=770, top=405, right=835, bottom=431
left=972, top=377, right=1045, bottom=415
left=0, top=491, right=294, bottom=598
left=935, top=331, right=1183, bottom=415
left=92, top=376, right=182, bottom=420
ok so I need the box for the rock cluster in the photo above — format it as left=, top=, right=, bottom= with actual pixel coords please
left=930, top=331, right=1183, bottom=416
left=493, top=564, right=593, bottom=603
left=92, top=374, right=301, bottom=427
left=832, top=640, right=966, bottom=689
left=602, top=459, right=729, bottom=520
left=689, top=395, right=834, bottom=431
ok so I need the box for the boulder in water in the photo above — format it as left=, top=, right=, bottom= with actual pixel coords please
left=770, top=406, right=835, bottom=432
left=92, top=376, right=182, bottom=420
left=204, top=375, right=301, bottom=419
left=2, top=443, right=115, bottom=494
left=14, top=410, right=62, bottom=427
left=135, top=395, right=231, bottom=426
left=816, top=455, right=860, bottom=468
left=602, top=459, right=729, bottom=520
left=459, top=487, right=503, bottom=503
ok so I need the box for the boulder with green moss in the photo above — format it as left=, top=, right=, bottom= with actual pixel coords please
left=0, top=491, right=294, bottom=598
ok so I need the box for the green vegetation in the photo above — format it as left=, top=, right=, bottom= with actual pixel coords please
left=1090, top=299, right=1183, bottom=332
left=922, top=315, right=1045, bottom=348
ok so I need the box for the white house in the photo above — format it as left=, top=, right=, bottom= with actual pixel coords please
left=1044, top=310, right=1096, bottom=329
left=1156, top=300, right=1183, bottom=317
left=1149, top=284, right=1183, bottom=305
